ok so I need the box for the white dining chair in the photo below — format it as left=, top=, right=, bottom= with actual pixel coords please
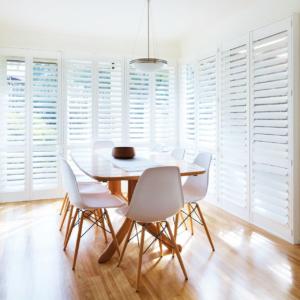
left=175, top=152, right=215, bottom=251
left=59, top=156, right=107, bottom=234
left=59, top=141, right=113, bottom=228
left=117, top=166, right=188, bottom=292
left=171, top=147, right=185, bottom=160
left=60, top=158, right=124, bottom=270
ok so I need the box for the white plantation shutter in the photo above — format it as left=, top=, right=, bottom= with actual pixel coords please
left=0, top=53, right=61, bottom=201
left=251, top=20, right=292, bottom=231
left=128, top=65, right=150, bottom=145
left=197, top=55, right=218, bottom=197
left=32, top=60, right=59, bottom=191
left=66, top=61, right=93, bottom=146
left=220, top=39, right=249, bottom=217
left=181, top=64, right=196, bottom=161
left=153, top=66, right=176, bottom=145
left=0, top=58, right=26, bottom=196
left=97, top=60, right=123, bottom=144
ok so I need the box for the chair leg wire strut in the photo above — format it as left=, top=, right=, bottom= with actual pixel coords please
left=118, top=220, right=188, bottom=292
left=63, top=207, right=120, bottom=270
left=176, top=203, right=215, bottom=252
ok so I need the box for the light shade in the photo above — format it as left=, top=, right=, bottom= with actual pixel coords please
left=130, top=58, right=168, bottom=72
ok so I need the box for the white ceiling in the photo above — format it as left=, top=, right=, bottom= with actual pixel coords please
left=0, top=0, right=259, bottom=43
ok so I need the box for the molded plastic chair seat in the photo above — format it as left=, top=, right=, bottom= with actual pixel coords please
left=78, top=181, right=108, bottom=194
left=80, top=193, right=125, bottom=209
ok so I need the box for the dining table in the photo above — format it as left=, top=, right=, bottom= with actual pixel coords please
left=71, top=148, right=206, bottom=263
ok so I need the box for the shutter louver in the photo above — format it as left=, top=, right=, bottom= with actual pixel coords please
left=197, top=56, right=218, bottom=197
left=128, top=65, right=150, bottom=145
left=182, top=64, right=196, bottom=161
left=97, top=60, right=123, bottom=144
left=32, top=60, right=59, bottom=190
left=153, top=66, right=176, bottom=145
left=251, top=24, right=291, bottom=226
left=67, top=61, right=92, bottom=146
left=220, top=40, right=249, bottom=215
left=0, top=58, right=26, bottom=193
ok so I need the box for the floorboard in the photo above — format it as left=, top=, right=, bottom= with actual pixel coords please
left=1, top=199, right=300, bottom=300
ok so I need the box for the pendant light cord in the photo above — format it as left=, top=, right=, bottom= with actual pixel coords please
left=147, top=0, right=150, bottom=59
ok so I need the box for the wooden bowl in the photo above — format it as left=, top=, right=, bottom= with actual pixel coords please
left=112, top=147, right=135, bottom=159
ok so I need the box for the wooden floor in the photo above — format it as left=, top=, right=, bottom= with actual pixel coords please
left=1, top=200, right=300, bottom=300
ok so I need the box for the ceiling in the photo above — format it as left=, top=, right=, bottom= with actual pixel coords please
left=0, top=0, right=257, bottom=43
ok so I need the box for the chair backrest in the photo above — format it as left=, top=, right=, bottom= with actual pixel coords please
left=60, top=158, right=84, bottom=208
left=171, top=147, right=185, bottom=160
left=93, top=140, right=114, bottom=150
left=127, top=166, right=184, bottom=223
left=183, top=152, right=212, bottom=200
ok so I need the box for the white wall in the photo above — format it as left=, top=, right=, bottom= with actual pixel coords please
left=0, top=25, right=180, bottom=59
left=180, top=0, right=300, bottom=60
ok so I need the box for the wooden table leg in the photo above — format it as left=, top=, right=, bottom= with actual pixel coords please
left=98, top=180, right=136, bottom=263
left=108, top=181, right=122, bottom=195
left=98, top=218, right=132, bottom=263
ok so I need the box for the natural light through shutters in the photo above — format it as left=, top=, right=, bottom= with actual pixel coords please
left=97, top=61, right=123, bottom=144
left=32, top=59, right=59, bottom=190
left=128, top=65, right=150, bottom=145
left=182, top=64, right=196, bottom=161
left=197, top=56, right=218, bottom=197
left=67, top=61, right=93, bottom=146
left=220, top=42, right=249, bottom=211
left=0, top=58, right=26, bottom=193
left=153, top=66, right=176, bottom=145
left=251, top=30, right=290, bottom=225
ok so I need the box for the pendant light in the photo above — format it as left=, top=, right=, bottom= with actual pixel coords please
left=130, top=0, right=167, bottom=72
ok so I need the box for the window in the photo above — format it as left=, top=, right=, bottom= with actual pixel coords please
left=97, top=60, right=123, bottom=144
left=219, top=39, right=249, bottom=217
left=0, top=53, right=61, bottom=201
left=66, top=60, right=93, bottom=147
left=180, top=17, right=295, bottom=241
left=181, top=64, right=196, bottom=161
left=153, top=66, right=177, bottom=145
left=251, top=20, right=291, bottom=229
left=127, top=65, right=151, bottom=145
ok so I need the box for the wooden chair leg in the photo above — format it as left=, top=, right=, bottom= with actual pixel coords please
left=59, top=199, right=70, bottom=231
left=187, top=204, right=194, bottom=235
left=156, top=222, right=163, bottom=257
left=172, top=214, right=179, bottom=257
left=64, top=204, right=74, bottom=245
left=59, top=193, right=68, bottom=215
left=104, top=209, right=120, bottom=256
left=118, top=220, right=134, bottom=267
left=64, top=208, right=79, bottom=250
left=98, top=209, right=108, bottom=243
left=136, top=225, right=145, bottom=292
left=180, top=211, right=188, bottom=230
left=196, top=203, right=215, bottom=252
left=174, top=213, right=179, bottom=242
left=72, top=211, right=84, bottom=270
left=166, top=221, right=188, bottom=280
